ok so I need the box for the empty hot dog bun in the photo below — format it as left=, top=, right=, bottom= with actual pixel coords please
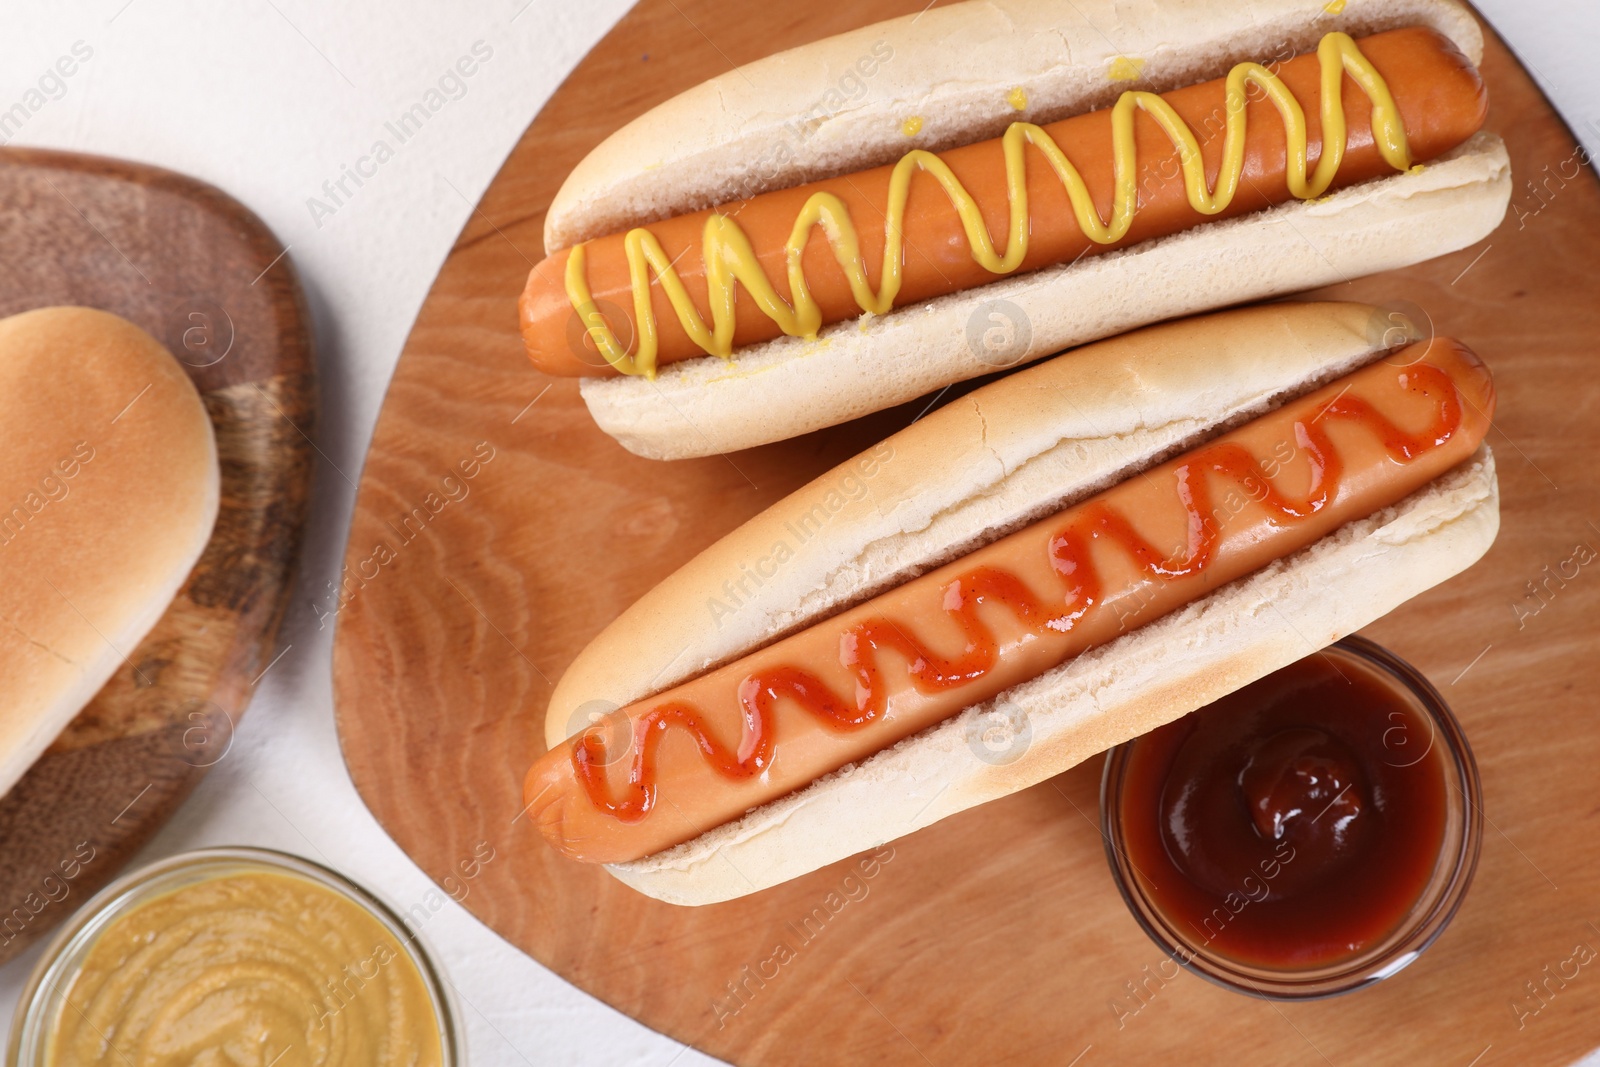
left=526, top=0, right=1510, bottom=459
left=0, top=307, right=219, bottom=797
left=536, top=303, right=1499, bottom=904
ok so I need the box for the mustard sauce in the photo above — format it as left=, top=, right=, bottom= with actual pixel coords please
left=1107, top=55, right=1146, bottom=82
left=44, top=871, right=443, bottom=1067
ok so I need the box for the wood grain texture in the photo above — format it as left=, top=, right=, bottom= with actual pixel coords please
left=333, top=5, right=1600, bottom=1063
left=0, top=148, right=314, bottom=963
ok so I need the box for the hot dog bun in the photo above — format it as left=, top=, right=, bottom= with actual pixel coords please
left=0, top=307, right=220, bottom=797
left=540, top=302, right=1499, bottom=904
left=545, top=0, right=1509, bottom=459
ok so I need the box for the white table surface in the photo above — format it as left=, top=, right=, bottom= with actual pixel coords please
left=0, top=2, right=1595, bottom=1064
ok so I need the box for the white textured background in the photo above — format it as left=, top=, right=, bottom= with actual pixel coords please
left=0, top=1, right=1594, bottom=1064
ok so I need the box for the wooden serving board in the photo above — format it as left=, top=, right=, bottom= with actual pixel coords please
left=0, top=149, right=314, bottom=964
left=333, top=6, right=1600, bottom=1064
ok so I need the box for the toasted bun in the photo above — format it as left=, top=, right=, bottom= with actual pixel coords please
left=0, top=307, right=219, bottom=797
left=549, top=301, right=1430, bottom=747
left=579, top=135, right=1509, bottom=458
left=546, top=0, right=1482, bottom=250
left=609, top=448, right=1497, bottom=904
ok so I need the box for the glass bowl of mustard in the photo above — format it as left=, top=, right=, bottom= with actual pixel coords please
left=9, top=847, right=459, bottom=1066
left=1100, top=636, right=1483, bottom=999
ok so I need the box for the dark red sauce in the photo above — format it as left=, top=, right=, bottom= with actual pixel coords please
left=1117, top=649, right=1450, bottom=969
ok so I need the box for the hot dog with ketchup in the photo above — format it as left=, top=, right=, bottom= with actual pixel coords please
left=524, top=303, right=1501, bottom=903
left=521, top=0, right=1510, bottom=459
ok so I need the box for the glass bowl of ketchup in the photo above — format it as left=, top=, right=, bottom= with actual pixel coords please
left=1100, top=635, right=1482, bottom=999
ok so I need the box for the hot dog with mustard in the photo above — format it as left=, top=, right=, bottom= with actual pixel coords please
left=520, top=0, right=1510, bottom=459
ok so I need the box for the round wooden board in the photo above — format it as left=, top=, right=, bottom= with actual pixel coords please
left=333, top=5, right=1600, bottom=1064
left=0, top=148, right=314, bottom=964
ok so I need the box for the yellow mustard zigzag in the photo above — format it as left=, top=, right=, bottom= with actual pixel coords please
left=565, top=31, right=1413, bottom=377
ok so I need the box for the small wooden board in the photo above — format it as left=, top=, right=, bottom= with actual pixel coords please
left=0, top=148, right=314, bottom=963
left=334, top=5, right=1600, bottom=1064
